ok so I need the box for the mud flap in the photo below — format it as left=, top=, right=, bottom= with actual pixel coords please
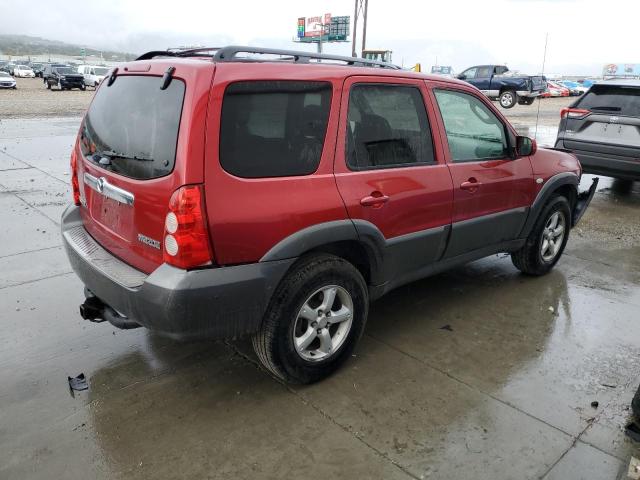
left=572, top=177, right=599, bottom=227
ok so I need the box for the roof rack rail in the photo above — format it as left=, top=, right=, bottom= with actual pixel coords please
left=214, top=46, right=400, bottom=69
left=135, top=45, right=400, bottom=69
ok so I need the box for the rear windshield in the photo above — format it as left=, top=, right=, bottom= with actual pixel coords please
left=220, top=81, right=332, bottom=178
left=577, top=85, right=640, bottom=117
left=80, top=76, right=185, bottom=180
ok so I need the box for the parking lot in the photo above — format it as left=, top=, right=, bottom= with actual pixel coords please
left=1, top=88, right=639, bottom=479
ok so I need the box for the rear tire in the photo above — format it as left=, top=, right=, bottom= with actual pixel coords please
left=252, top=253, right=368, bottom=384
left=499, top=90, right=517, bottom=108
left=46, top=81, right=50, bottom=90
left=511, top=195, right=571, bottom=275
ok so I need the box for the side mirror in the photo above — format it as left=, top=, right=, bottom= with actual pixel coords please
left=457, top=74, right=466, bottom=80
left=516, top=136, right=537, bottom=156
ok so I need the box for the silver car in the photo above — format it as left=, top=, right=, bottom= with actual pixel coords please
left=0, top=71, right=17, bottom=89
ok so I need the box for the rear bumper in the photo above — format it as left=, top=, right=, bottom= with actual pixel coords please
left=61, top=205, right=294, bottom=339
left=555, top=140, right=640, bottom=180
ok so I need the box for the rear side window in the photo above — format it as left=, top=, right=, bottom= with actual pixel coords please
left=220, top=81, right=332, bottom=178
left=346, top=84, right=435, bottom=170
left=80, top=76, right=185, bottom=180
left=577, top=85, right=640, bottom=117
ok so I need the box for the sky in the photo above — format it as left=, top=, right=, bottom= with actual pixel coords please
left=0, top=0, right=638, bottom=75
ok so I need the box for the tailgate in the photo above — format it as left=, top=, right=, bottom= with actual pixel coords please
left=530, top=76, right=546, bottom=92
left=75, top=61, right=214, bottom=274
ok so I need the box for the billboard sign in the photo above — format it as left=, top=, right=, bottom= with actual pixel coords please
left=602, top=63, right=640, bottom=77
left=300, top=14, right=332, bottom=38
left=297, top=15, right=349, bottom=42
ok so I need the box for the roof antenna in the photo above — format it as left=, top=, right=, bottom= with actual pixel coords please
left=534, top=32, right=548, bottom=141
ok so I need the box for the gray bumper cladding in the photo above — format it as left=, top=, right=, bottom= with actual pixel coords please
left=60, top=205, right=295, bottom=339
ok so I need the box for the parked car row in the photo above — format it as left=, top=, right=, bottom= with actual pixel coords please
left=0, top=60, right=111, bottom=90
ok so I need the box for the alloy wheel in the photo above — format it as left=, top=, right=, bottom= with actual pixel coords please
left=540, top=211, right=566, bottom=262
left=293, top=285, right=354, bottom=362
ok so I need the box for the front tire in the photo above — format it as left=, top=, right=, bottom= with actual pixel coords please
left=252, top=254, right=368, bottom=384
left=511, top=195, right=571, bottom=275
left=499, top=90, right=517, bottom=108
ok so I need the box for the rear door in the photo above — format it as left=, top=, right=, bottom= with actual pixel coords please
left=562, top=84, right=640, bottom=157
left=334, top=76, right=453, bottom=282
left=430, top=84, right=535, bottom=258
left=76, top=62, right=215, bottom=273
left=473, top=66, right=494, bottom=94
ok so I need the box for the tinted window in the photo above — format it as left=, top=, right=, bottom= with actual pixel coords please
left=80, top=76, right=185, bottom=180
left=577, top=84, right=640, bottom=117
left=434, top=89, right=508, bottom=162
left=476, top=66, right=492, bottom=78
left=56, top=67, right=74, bottom=74
left=220, top=81, right=331, bottom=178
left=346, top=84, right=434, bottom=170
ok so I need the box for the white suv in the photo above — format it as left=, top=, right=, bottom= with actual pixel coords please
left=13, top=65, right=35, bottom=78
left=77, top=65, right=110, bottom=87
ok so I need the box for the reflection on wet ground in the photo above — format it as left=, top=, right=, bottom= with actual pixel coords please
left=1, top=118, right=639, bottom=479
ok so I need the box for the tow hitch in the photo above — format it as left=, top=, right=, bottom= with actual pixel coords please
left=79, top=290, right=141, bottom=330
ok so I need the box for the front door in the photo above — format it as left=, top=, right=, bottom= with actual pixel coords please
left=430, top=86, right=535, bottom=258
left=334, top=76, right=454, bottom=284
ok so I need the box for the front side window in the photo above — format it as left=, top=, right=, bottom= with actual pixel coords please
left=220, top=81, right=332, bottom=178
left=461, top=67, right=477, bottom=79
left=434, top=89, right=508, bottom=162
left=346, top=84, right=435, bottom=169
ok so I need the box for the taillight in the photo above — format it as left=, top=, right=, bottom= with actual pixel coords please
left=70, top=147, right=81, bottom=206
left=560, top=108, right=590, bottom=120
left=163, top=185, right=213, bottom=269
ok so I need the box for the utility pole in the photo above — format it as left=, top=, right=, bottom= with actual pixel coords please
left=352, top=0, right=368, bottom=57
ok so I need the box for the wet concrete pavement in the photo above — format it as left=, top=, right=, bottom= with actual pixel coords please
left=1, top=117, right=639, bottom=479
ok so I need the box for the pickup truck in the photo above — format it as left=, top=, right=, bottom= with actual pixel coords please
left=457, top=65, right=546, bottom=109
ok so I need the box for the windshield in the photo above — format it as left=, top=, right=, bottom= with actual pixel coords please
left=94, top=67, right=109, bottom=75
left=577, top=85, right=640, bottom=116
left=0, top=72, right=9, bottom=77
left=56, top=67, right=73, bottom=74
left=80, top=75, right=186, bottom=180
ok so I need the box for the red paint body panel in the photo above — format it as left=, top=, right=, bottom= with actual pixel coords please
left=77, top=59, right=215, bottom=273
left=334, top=76, right=453, bottom=239
left=203, top=64, right=347, bottom=265
left=426, top=81, right=536, bottom=221
left=71, top=57, right=582, bottom=274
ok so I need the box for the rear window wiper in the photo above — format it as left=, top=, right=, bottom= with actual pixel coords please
left=589, top=106, right=622, bottom=112
left=93, top=151, right=154, bottom=164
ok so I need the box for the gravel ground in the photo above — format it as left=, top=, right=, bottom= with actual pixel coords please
left=0, top=77, right=95, bottom=118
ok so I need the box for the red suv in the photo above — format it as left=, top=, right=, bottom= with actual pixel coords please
left=62, top=47, right=597, bottom=383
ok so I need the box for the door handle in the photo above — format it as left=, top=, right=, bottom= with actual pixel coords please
left=360, top=191, right=389, bottom=208
left=460, top=178, right=482, bottom=192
